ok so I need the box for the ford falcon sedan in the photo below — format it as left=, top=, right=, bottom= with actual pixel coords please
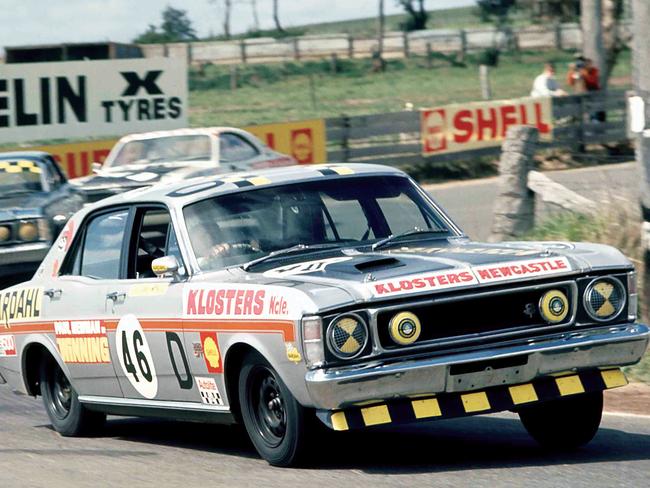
left=0, top=151, right=85, bottom=284
left=0, top=164, right=647, bottom=466
left=71, top=127, right=296, bottom=203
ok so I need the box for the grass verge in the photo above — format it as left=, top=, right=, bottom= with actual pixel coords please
left=189, top=49, right=631, bottom=127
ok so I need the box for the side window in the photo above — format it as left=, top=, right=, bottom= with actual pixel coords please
left=131, top=208, right=184, bottom=279
left=321, top=194, right=375, bottom=241
left=79, top=210, right=129, bottom=279
left=219, top=133, right=260, bottom=162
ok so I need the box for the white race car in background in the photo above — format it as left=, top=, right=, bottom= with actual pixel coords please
left=72, top=127, right=296, bottom=203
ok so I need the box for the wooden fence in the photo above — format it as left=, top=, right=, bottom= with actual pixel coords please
left=140, top=22, right=632, bottom=66
left=323, top=91, right=630, bottom=167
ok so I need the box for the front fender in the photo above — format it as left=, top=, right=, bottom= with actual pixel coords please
left=221, top=332, right=312, bottom=407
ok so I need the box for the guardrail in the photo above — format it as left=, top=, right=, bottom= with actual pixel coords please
left=139, top=22, right=632, bottom=66
left=324, top=91, right=630, bottom=168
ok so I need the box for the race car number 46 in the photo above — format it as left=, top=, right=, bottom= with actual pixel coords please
left=116, top=314, right=158, bottom=399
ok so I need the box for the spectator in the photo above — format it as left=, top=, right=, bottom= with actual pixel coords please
left=530, top=62, right=567, bottom=97
left=566, top=56, right=601, bottom=93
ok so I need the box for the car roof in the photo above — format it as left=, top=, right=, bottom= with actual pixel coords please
left=88, top=163, right=407, bottom=210
left=117, top=127, right=243, bottom=143
left=0, top=151, right=52, bottom=160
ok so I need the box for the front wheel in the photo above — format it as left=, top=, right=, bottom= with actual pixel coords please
left=39, top=355, right=105, bottom=436
left=518, top=391, right=603, bottom=449
left=238, top=352, right=308, bottom=466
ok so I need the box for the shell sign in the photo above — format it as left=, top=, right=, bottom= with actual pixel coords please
left=245, top=118, right=327, bottom=164
left=421, top=96, right=553, bottom=156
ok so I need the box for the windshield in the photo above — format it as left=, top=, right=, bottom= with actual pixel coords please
left=183, top=175, right=454, bottom=271
left=110, top=135, right=212, bottom=167
left=0, top=160, right=44, bottom=194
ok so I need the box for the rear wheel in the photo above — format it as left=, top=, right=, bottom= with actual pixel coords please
left=39, top=356, right=105, bottom=436
left=238, top=352, right=308, bottom=466
left=518, top=391, right=603, bottom=449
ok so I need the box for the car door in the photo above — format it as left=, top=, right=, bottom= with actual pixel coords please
left=44, top=207, right=130, bottom=398
left=107, top=205, right=197, bottom=402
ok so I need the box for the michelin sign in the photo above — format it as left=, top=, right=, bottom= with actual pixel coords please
left=0, top=58, right=187, bottom=144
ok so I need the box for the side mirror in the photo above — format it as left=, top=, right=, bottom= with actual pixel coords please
left=91, top=162, right=102, bottom=174
left=151, top=255, right=180, bottom=279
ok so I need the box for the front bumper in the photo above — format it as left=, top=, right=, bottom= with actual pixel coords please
left=0, top=242, right=49, bottom=277
left=305, top=323, right=649, bottom=410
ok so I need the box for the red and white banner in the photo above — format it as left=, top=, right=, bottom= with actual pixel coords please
left=421, top=96, right=553, bottom=156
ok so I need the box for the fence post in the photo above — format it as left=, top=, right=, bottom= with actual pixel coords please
left=347, top=35, right=354, bottom=59
left=230, top=65, right=238, bottom=90
left=240, top=40, right=247, bottom=63
left=341, top=114, right=351, bottom=162
left=187, top=43, right=193, bottom=63
left=163, top=44, right=169, bottom=58
left=330, top=53, right=338, bottom=73
left=403, top=32, right=410, bottom=58
left=490, top=126, right=539, bottom=241
left=479, top=65, right=492, bottom=100
left=293, top=38, right=300, bottom=61
left=426, top=42, right=433, bottom=69
left=554, top=22, right=563, bottom=50
left=459, top=29, right=467, bottom=63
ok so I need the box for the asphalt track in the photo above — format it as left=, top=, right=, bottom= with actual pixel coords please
left=0, top=386, right=649, bottom=487
left=426, top=161, right=640, bottom=241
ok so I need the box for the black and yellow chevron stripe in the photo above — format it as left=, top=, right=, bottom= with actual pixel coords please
left=0, top=160, right=42, bottom=174
left=321, top=368, right=627, bottom=431
left=314, top=165, right=355, bottom=176
left=218, top=175, right=272, bottom=187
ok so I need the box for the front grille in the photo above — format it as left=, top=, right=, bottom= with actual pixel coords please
left=377, top=283, right=574, bottom=349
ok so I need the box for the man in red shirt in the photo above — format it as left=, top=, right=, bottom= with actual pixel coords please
left=567, top=57, right=601, bottom=92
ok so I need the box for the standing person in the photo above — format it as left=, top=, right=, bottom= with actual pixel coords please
left=530, top=62, right=567, bottom=97
left=567, top=56, right=604, bottom=122
left=566, top=56, right=601, bottom=93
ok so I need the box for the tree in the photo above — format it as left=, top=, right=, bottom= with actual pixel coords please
left=475, top=0, right=517, bottom=54
left=273, top=0, right=286, bottom=33
left=251, top=0, right=260, bottom=32
left=580, top=0, right=606, bottom=88
left=134, top=6, right=197, bottom=43
left=397, top=0, right=428, bottom=31
left=374, top=0, right=386, bottom=72
left=160, top=6, right=197, bottom=41
left=209, top=0, right=233, bottom=39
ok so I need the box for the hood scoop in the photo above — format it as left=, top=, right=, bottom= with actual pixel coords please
left=353, top=257, right=404, bottom=272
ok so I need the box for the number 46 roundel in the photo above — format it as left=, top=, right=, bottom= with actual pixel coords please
left=116, top=314, right=158, bottom=399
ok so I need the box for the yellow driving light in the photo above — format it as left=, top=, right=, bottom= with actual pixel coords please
left=326, top=314, right=368, bottom=360
left=539, top=289, right=569, bottom=324
left=584, top=277, right=626, bottom=322
left=389, top=311, right=421, bottom=345
left=0, top=226, right=10, bottom=242
left=18, top=221, right=38, bottom=242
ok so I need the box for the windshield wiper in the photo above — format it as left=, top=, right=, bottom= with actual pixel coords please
left=371, top=228, right=449, bottom=251
left=241, top=242, right=347, bottom=271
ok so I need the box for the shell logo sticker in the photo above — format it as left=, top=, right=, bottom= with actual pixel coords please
left=285, top=343, right=302, bottom=363
left=421, top=109, right=447, bottom=153
left=290, top=128, right=314, bottom=164
left=200, top=332, right=222, bottom=373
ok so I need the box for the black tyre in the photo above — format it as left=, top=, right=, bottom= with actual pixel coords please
left=39, top=355, right=105, bottom=436
left=238, top=351, right=308, bottom=466
left=518, top=391, right=603, bottom=449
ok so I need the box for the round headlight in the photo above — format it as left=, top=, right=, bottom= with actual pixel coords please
left=0, top=226, right=10, bottom=242
left=18, top=221, right=38, bottom=242
left=539, top=289, right=569, bottom=324
left=583, top=277, right=626, bottom=322
left=389, top=311, right=421, bottom=345
left=326, top=313, right=368, bottom=360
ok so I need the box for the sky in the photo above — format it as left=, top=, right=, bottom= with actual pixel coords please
left=0, top=0, right=476, bottom=48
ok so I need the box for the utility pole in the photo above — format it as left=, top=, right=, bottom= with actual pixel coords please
left=631, top=0, right=650, bottom=309
left=581, top=0, right=606, bottom=88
